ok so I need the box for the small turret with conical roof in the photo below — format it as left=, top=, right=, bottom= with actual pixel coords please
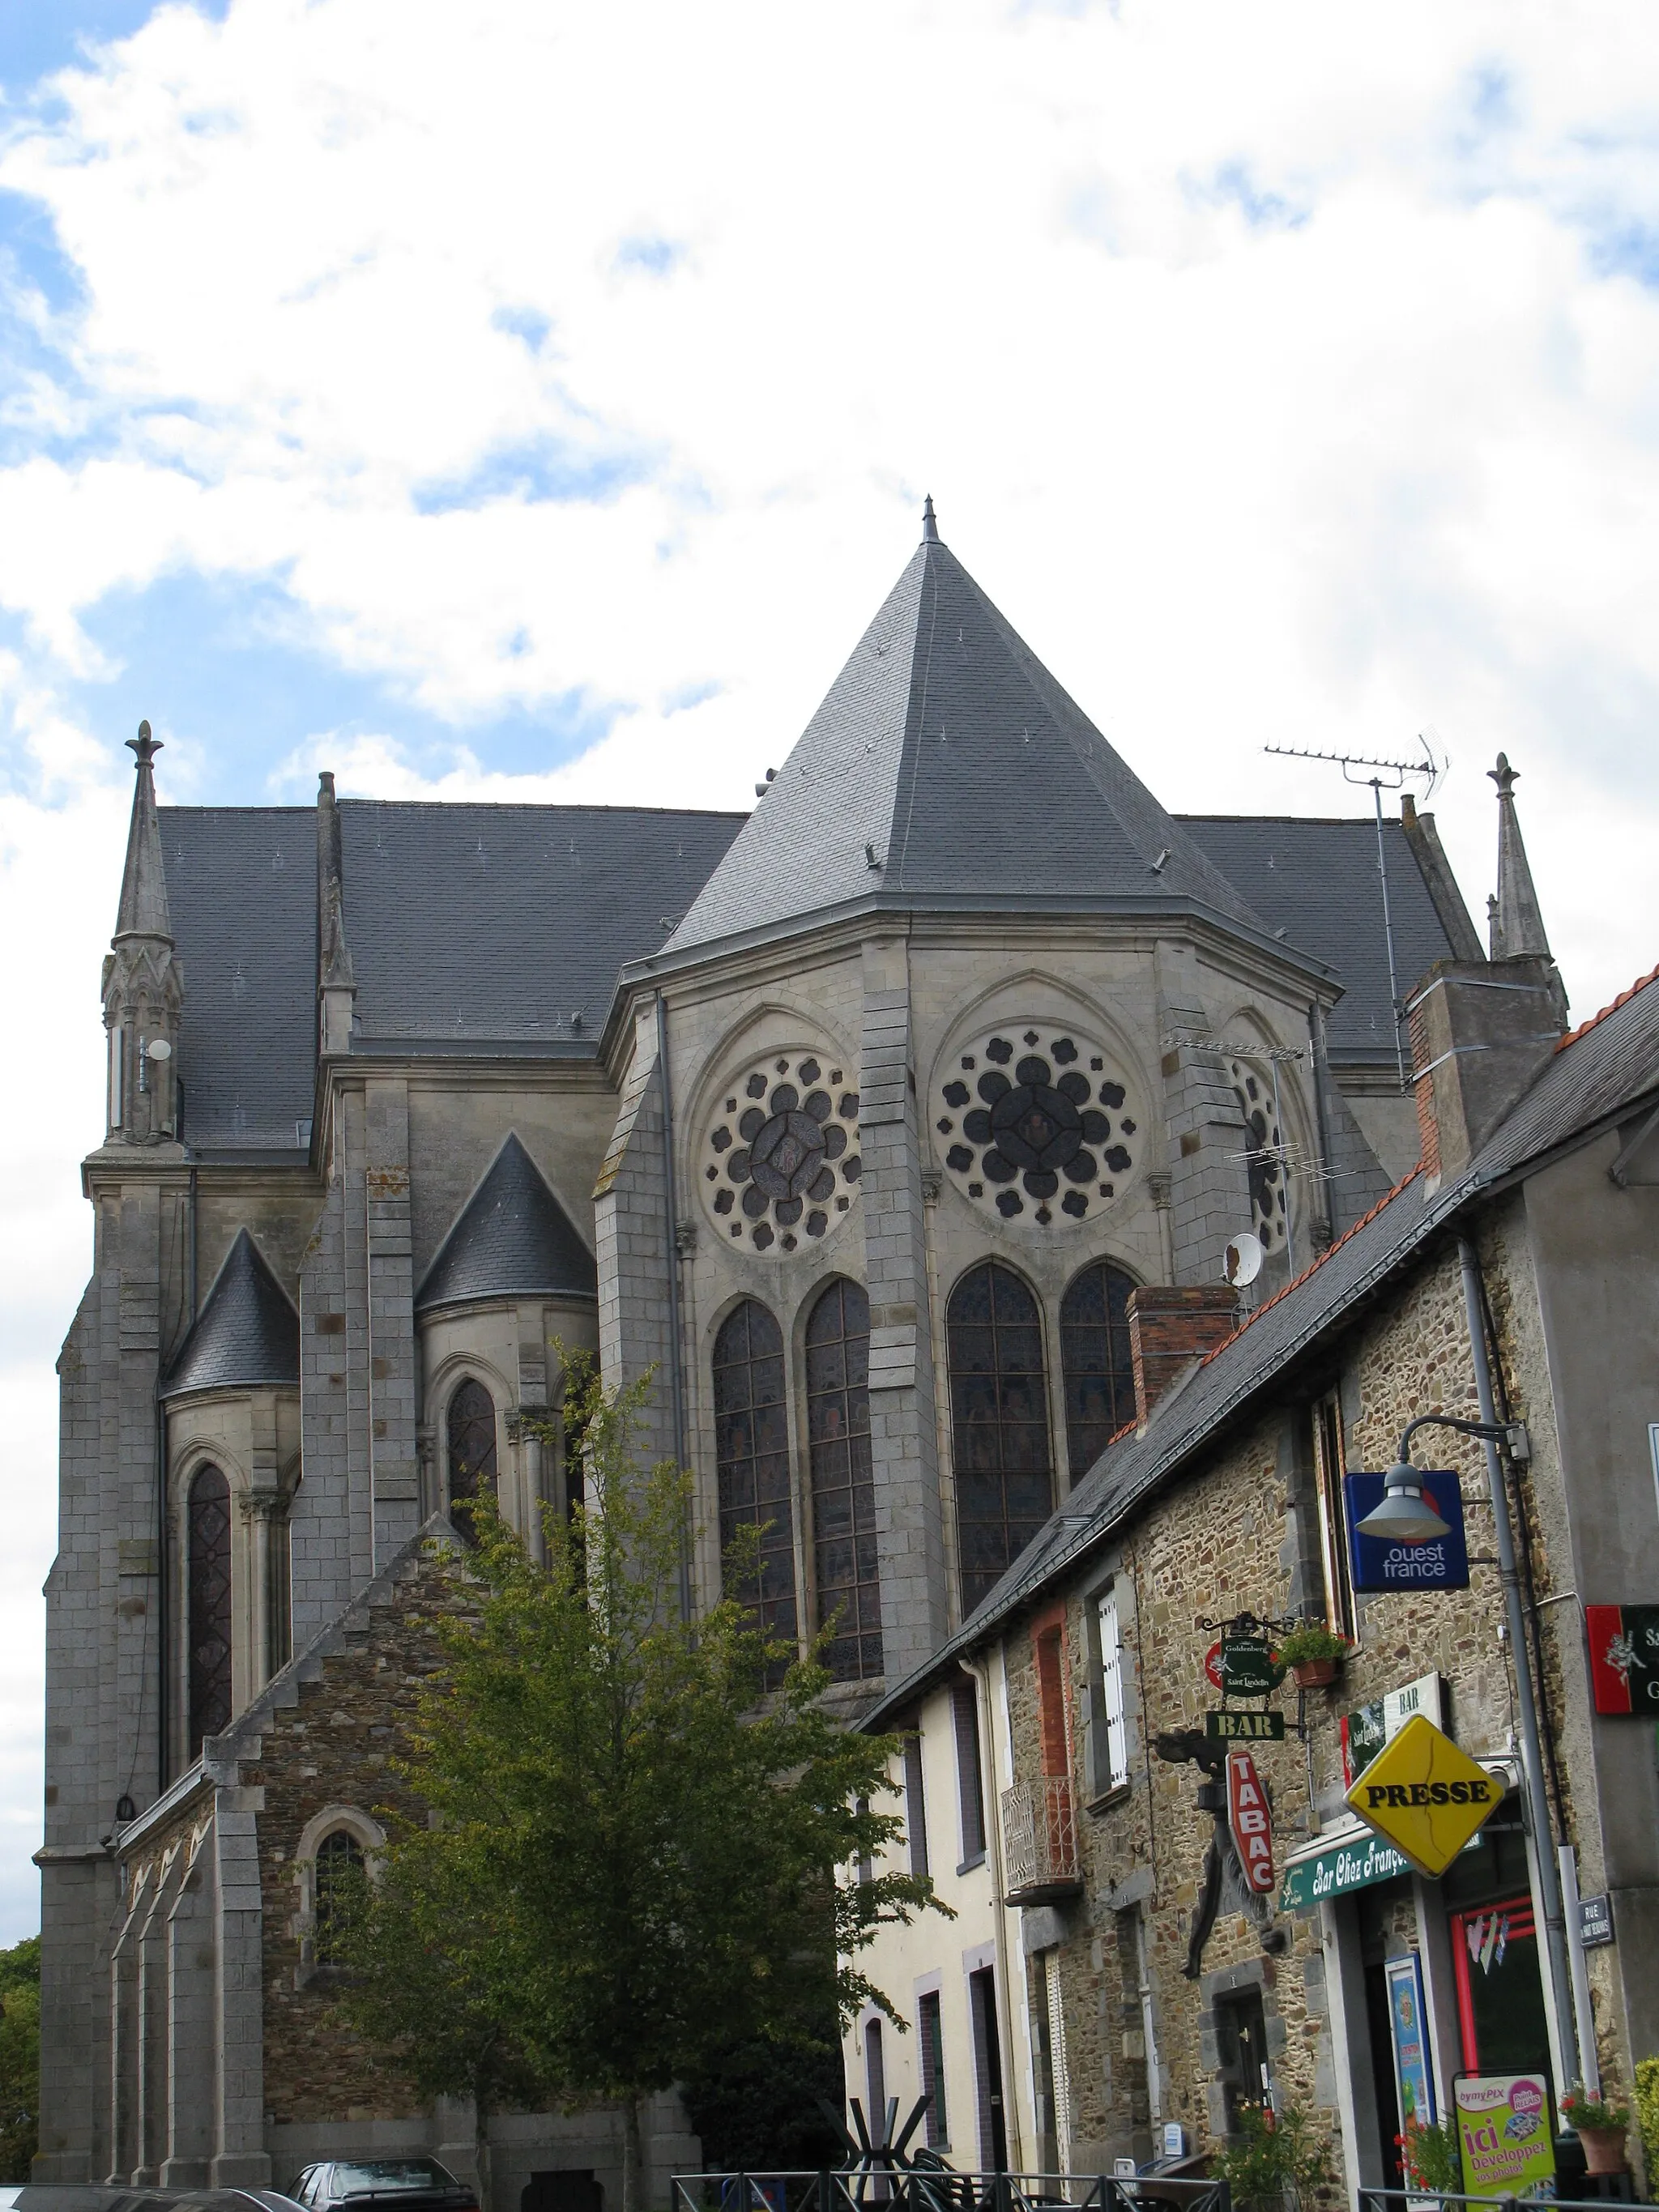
left=100, top=722, right=183, bottom=1145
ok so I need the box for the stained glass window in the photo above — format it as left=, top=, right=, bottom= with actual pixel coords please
left=805, top=1279, right=883, bottom=1681
left=187, top=1464, right=232, bottom=1754
left=948, top=1263, right=1053, bottom=1615
left=313, top=1828, right=365, bottom=1966
left=712, top=1300, right=798, bottom=1663
left=1060, top=1262, right=1137, bottom=1480
left=447, top=1378, right=498, bottom=1541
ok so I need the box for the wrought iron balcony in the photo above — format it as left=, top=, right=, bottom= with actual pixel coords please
left=1000, top=1773, right=1082, bottom=1905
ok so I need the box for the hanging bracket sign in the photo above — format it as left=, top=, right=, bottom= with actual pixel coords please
left=1226, top=1746, right=1276, bottom=1894
left=1205, top=1638, right=1285, bottom=1698
left=1584, top=1605, right=1659, bottom=1713
left=1206, top=1708, right=1286, bottom=1741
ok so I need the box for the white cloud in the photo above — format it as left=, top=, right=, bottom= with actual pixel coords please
left=2, top=0, right=1659, bottom=1932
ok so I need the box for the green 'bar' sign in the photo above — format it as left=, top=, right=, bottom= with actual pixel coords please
left=1206, top=1709, right=1286, bottom=1741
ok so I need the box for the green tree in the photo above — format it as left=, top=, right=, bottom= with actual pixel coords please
left=339, top=1362, right=941, bottom=2212
left=0, top=1933, right=40, bottom=2183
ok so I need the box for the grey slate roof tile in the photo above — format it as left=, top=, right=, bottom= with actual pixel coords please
left=416, top=1132, right=597, bottom=1312
left=665, top=537, right=1268, bottom=954
left=160, top=1227, right=301, bottom=1399
left=1178, top=815, right=1458, bottom=1063
left=158, top=802, right=744, bottom=1153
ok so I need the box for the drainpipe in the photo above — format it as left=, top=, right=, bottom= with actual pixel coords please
left=655, top=992, right=691, bottom=1622
left=965, top=1648, right=1025, bottom=2172
left=1456, top=1234, right=1578, bottom=2091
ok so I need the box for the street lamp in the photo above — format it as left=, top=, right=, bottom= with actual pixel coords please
left=1355, top=1412, right=1529, bottom=1545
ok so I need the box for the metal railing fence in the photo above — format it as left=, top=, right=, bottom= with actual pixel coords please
left=672, top=2172, right=1230, bottom=2212
left=1359, top=2187, right=1653, bottom=2211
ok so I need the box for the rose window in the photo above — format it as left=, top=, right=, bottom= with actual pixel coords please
left=1229, top=1058, right=1288, bottom=1252
left=935, top=1025, right=1141, bottom=1225
left=702, top=1051, right=861, bottom=1255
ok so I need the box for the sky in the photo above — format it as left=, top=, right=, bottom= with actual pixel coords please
left=2, top=0, right=1659, bottom=1942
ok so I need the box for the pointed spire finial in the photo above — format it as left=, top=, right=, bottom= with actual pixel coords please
left=113, top=718, right=172, bottom=943
left=1487, top=750, right=1552, bottom=963
left=921, top=494, right=939, bottom=544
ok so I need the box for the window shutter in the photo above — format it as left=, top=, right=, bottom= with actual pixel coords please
left=952, top=1683, right=987, bottom=1864
left=903, top=1734, right=930, bottom=1878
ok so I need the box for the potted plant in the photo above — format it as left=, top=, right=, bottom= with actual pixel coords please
left=1276, top=1623, right=1354, bottom=1690
left=1212, top=2103, right=1334, bottom=2212
left=1397, top=2119, right=1461, bottom=2206
left=1560, top=2086, right=1631, bottom=2175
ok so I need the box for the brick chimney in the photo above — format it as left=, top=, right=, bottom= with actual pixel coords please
left=1127, top=1285, right=1239, bottom=1425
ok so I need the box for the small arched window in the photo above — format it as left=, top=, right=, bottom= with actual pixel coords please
left=1060, top=1262, right=1137, bottom=1480
left=806, top=1279, right=882, bottom=1682
left=711, top=1300, right=798, bottom=1660
left=947, top=1263, right=1053, bottom=1617
left=313, top=1829, right=365, bottom=1966
left=187, top=1464, right=232, bottom=1754
left=447, top=1379, right=498, bottom=1541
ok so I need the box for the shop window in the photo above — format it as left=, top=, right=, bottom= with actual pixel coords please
left=917, top=1989, right=948, bottom=2147
left=902, top=1734, right=929, bottom=1879
left=1449, top=1887, right=1550, bottom=2078
left=1213, top=1984, right=1273, bottom=2133
left=187, top=1464, right=232, bottom=1755
left=947, top=1263, right=1053, bottom=1615
left=805, top=1279, right=883, bottom=1681
left=313, top=1829, right=365, bottom=1966
left=1060, top=1261, right=1137, bottom=1480
left=447, top=1378, right=498, bottom=1541
left=952, top=1683, right=987, bottom=1867
left=711, top=1300, right=799, bottom=1663
left=1311, top=1392, right=1354, bottom=1637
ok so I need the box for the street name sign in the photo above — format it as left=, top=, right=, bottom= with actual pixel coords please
left=1344, top=1712, right=1503, bottom=1877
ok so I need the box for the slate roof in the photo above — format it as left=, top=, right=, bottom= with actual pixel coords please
left=158, top=802, right=744, bottom=1154
left=160, top=1228, right=301, bottom=1400
left=415, top=1133, right=598, bottom=1313
left=864, top=962, right=1659, bottom=1726
left=1178, top=816, right=1461, bottom=1064
left=663, top=535, right=1273, bottom=957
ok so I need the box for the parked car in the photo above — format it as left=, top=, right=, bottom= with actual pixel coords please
left=288, top=2164, right=476, bottom=2212
left=13, top=2191, right=306, bottom=2212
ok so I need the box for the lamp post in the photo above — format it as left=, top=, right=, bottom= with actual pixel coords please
left=1356, top=1288, right=1579, bottom=2095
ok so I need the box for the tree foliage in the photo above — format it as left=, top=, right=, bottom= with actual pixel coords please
left=338, top=1361, right=943, bottom=2208
left=0, top=1934, right=40, bottom=2184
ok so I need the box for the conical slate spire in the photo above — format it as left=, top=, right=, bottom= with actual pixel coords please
left=416, top=1133, right=597, bottom=1313
left=1487, top=754, right=1552, bottom=961
left=160, top=1229, right=301, bottom=1399
left=114, top=721, right=173, bottom=944
left=665, top=524, right=1266, bottom=956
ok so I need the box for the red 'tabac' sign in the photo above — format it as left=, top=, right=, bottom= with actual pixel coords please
left=1227, top=1747, right=1275, bottom=1893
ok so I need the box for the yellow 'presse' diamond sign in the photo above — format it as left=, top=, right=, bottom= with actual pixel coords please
left=1344, top=1712, right=1503, bottom=1876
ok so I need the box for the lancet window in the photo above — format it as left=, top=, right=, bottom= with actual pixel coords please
left=1060, top=1261, right=1137, bottom=1481
left=805, top=1278, right=882, bottom=1681
left=947, top=1263, right=1054, bottom=1615
left=711, top=1300, right=799, bottom=1657
left=187, top=1464, right=232, bottom=1754
left=447, top=1378, right=498, bottom=1541
left=313, top=1829, right=365, bottom=1966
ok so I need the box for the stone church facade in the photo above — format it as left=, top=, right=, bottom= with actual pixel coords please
left=39, top=510, right=1486, bottom=2194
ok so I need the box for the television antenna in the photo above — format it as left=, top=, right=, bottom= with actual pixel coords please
left=1262, top=731, right=1445, bottom=1091
left=1162, top=1030, right=1303, bottom=1272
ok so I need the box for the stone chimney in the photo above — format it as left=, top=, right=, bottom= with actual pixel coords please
left=1126, top=1285, right=1239, bottom=1426
left=1407, top=754, right=1567, bottom=1187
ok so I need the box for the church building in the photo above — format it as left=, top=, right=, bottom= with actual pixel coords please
left=40, top=508, right=1492, bottom=2197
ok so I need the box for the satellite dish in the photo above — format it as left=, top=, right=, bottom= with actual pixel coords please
left=146, top=1037, right=172, bottom=1061
left=1224, top=1231, right=1264, bottom=1288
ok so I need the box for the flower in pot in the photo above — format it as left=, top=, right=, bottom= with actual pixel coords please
left=1277, top=1622, right=1354, bottom=1690
left=1397, top=2119, right=1461, bottom=2203
left=1560, top=2086, right=1631, bottom=2174
left=1213, top=2103, right=1334, bottom=2212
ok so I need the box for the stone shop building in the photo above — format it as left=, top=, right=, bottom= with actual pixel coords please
left=39, top=502, right=1597, bottom=2198
left=851, top=915, right=1659, bottom=2197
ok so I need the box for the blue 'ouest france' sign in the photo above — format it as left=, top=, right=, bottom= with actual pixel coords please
left=1344, top=1471, right=1469, bottom=1593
